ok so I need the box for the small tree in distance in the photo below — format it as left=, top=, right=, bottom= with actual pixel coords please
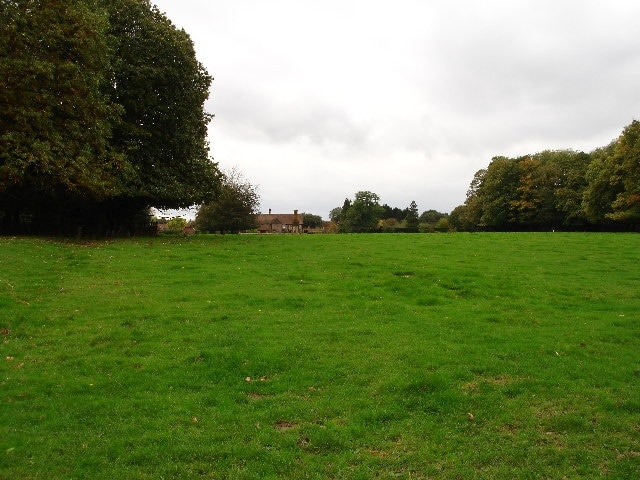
left=195, top=168, right=260, bottom=234
left=302, top=213, right=323, bottom=229
left=405, top=200, right=420, bottom=231
left=342, top=191, right=384, bottom=232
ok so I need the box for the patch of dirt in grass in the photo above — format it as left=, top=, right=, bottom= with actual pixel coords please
left=275, top=420, right=298, bottom=431
left=500, top=423, right=521, bottom=435
left=616, top=450, right=640, bottom=460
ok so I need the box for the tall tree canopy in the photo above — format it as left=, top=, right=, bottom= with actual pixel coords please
left=0, top=0, right=219, bottom=235
left=583, top=120, right=640, bottom=227
left=0, top=0, right=125, bottom=217
left=105, top=0, right=218, bottom=209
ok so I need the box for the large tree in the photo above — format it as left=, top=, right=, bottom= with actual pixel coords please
left=0, top=0, right=128, bottom=232
left=104, top=0, right=218, bottom=209
left=472, top=156, right=521, bottom=230
left=0, top=0, right=219, bottom=235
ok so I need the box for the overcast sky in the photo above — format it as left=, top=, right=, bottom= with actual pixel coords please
left=151, top=0, right=640, bottom=220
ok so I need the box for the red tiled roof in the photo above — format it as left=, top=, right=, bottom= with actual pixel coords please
left=256, top=213, right=302, bottom=226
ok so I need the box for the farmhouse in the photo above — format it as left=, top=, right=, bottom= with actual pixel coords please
left=256, top=209, right=303, bottom=233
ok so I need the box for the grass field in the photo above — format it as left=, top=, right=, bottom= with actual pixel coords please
left=1, top=233, right=639, bottom=479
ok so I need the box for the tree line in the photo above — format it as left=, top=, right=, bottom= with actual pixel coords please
left=1, top=0, right=219, bottom=236
left=329, top=192, right=449, bottom=233
left=450, top=120, right=640, bottom=232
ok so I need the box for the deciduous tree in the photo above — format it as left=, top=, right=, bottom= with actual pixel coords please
left=195, top=168, right=259, bottom=234
left=342, top=191, right=383, bottom=233
left=0, top=0, right=220, bottom=235
left=0, top=0, right=127, bottom=232
left=582, top=142, right=621, bottom=226
left=605, top=120, right=640, bottom=225
left=103, top=0, right=218, bottom=209
left=329, top=207, right=343, bottom=224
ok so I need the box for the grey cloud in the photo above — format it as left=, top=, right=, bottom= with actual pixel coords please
left=216, top=86, right=370, bottom=147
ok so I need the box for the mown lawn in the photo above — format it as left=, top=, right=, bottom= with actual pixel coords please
left=1, top=233, right=638, bottom=479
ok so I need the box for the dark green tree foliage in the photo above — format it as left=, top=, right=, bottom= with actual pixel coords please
left=340, top=198, right=351, bottom=223
left=449, top=204, right=475, bottom=232
left=583, top=120, right=640, bottom=227
left=419, top=209, right=449, bottom=232
left=0, top=0, right=218, bottom=235
left=329, top=198, right=351, bottom=230
left=581, top=143, right=618, bottom=226
left=302, top=213, right=323, bottom=228
left=381, top=204, right=406, bottom=221
left=419, top=209, right=446, bottom=224
left=548, top=150, right=591, bottom=228
left=609, top=120, right=640, bottom=225
left=510, top=150, right=591, bottom=229
left=404, top=200, right=419, bottom=231
left=459, top=151, right=590, bottom=231
left=0, top=0, right=127, bottom=231
left=476, top=156, right=521, bottom=230
left=329, top=207, right=342, bottom=223
left=450, top=169, right=485, bottom=231
left=195, top=169, right=259, bottom=234
left=511, top=155, right=560, bottom=227
left=342, top=191, right=384, bottom=233
left=104, top=0, right=217, bottom=208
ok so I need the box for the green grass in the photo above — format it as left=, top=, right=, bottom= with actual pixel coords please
left=1, top=233, right=639, bottom=479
